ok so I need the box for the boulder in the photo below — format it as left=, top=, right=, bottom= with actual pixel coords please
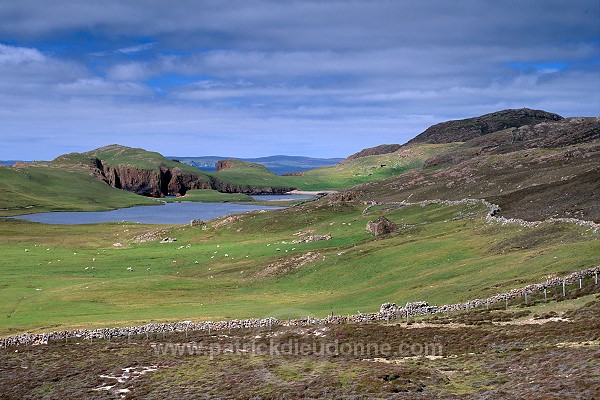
left=190, top=219, right=204, bottom=227
left=366, top=216, right=397, bottom=236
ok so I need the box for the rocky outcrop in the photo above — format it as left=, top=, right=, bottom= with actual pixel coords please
left=92, top=159, right=211, bottom=197
left=366, top=216, right=398, bottom=236
left=408, top=108, right=563, bottom=145
left=216, top=160, right=233, bottom=171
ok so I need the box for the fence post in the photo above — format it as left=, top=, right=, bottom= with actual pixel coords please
left=562, top=281, right=566, bottom=297
left=579, top=278, right=583, bottom=289
left=544, top=288, right=547, bottom=301
left=595, top=272, right=598, bottom=285
left=524, top=292, right=528, bottom=305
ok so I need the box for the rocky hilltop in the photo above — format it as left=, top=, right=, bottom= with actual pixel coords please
left=344, top=116, right=600, bottom=222
left=407, top=108, right=564, bottom=145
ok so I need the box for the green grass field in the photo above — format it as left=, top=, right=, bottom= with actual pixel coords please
left=1, top=198, right=597, bottom=337
left=0, top=165, right=158, bottom=216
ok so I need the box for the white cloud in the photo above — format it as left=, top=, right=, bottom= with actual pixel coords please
left=116, top=42, right=156, bottom=54
left=0, top=43, right=45, bottom=64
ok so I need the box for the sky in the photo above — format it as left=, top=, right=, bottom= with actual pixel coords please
left=0, top=0, right=598, bottom=160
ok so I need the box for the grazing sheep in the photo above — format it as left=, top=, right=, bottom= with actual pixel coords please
left=127, top=267, right=133, bottom=271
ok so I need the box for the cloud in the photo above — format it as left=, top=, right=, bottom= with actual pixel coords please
left=56, top=78, right=152, bottom=97
left=116, top=42, right=156, bottom=54
left=0, top=1, right=598, bottom=160
left=0, top=43, right=45, bottom=64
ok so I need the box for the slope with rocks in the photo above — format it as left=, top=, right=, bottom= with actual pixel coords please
left=344, top=117, right=600, bottom=222
left=407, top=108, right=564, bottom=145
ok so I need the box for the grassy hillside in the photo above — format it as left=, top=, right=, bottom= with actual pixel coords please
left=81, top=144, right=206, bottom=176
left=1, top=197, right=597, bottom=336
left=208, top=143, right=456, bottom=191
left=289, top=143, right=459, bottom=190
left=0, top=165, right=158, bottom=216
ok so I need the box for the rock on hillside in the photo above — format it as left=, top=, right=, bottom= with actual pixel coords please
left=345, top=144, right=402, bottom=161
left=407, top=108, right=563, bottom=145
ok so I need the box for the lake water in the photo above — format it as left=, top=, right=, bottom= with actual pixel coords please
left=8, top=202, right=284, bottom=225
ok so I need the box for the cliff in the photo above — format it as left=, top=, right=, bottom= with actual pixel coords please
left=92, top=159, right=212, bottom=197
left=48, top=146, right=297, bottom=197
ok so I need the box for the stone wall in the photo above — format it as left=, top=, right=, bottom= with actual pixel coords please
left=2, top=266, right=598, bottom=349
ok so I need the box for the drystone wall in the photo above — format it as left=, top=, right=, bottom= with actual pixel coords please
left=2, top=266, right=598, bottom=349
left=362, top=198, right=600, bottom=233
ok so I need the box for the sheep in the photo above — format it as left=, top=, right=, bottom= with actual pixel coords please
left=127, top=267, right=133, bottom=271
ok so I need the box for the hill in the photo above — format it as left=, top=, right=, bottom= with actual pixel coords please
left=346, top=117, right=600, bottom=222
left=0, top=162, right=158, bottom=216
left=407, top=108, right=564, bottom=145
